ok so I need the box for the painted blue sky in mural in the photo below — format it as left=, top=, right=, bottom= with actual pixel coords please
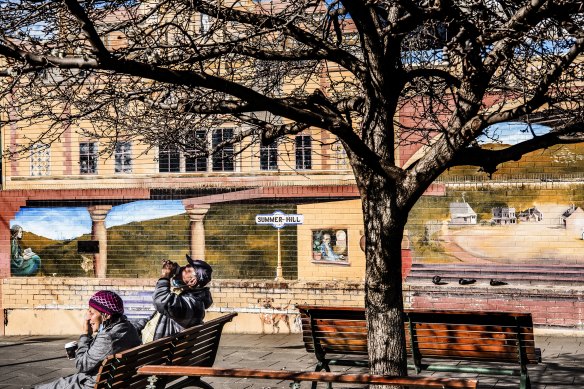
left=478, top=122, right=550, bottom=145
left=11, top=200, right=186, bottom=240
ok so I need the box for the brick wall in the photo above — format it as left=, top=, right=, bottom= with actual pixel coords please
left=407, top=284, right=584, bottom=330
left=2, top=277, right=582, bottom=335
left=0, top=277, right=365, bottom=335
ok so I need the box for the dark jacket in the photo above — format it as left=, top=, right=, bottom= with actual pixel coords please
left=35, top=316, right=141, bottom=389
left=135, top=278, right=213, bottom=341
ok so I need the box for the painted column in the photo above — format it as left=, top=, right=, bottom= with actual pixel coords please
left=87, top=205, right=112, bottom=278
left=185, top=205, right=210, bottom=260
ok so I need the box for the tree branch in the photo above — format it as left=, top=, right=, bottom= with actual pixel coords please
left=449, top=121, right=584, bottom=175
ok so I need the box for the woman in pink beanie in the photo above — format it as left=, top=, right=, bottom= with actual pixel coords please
left=35, top=290, right=141, bottom=389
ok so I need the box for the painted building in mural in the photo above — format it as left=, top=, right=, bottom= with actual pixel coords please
left=491, top=207, right=517, bottom=225
left=448, top=200, right=477, bottom=225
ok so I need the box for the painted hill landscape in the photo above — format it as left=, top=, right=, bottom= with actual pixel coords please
left=21, top=204, right=297, bottom=279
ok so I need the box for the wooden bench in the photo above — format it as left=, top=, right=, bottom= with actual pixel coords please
left=297, top=305, right=541, bottom=389
left=137, top=365, right=479, bottom=389
left=94, top=312, right=237, bottom=389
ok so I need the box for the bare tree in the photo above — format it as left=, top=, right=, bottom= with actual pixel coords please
left=2, top=0, right=584, bottom=383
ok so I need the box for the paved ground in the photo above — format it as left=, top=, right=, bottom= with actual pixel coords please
left=0, top=333, right=582, bottom=388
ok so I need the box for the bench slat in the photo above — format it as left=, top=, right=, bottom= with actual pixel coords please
left=137, top=366, right=478, bottom=388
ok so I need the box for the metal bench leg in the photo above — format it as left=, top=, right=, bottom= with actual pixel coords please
left=146, top=375, right=158, bottom=389
left=312, top=362, right=332, bottom=389
left=164, top=376, right=214, bottom=389
left=192, top=378, right=215, bottom=389
left=520, top=370, right=531, bottom=389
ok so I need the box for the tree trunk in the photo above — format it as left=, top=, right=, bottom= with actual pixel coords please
left=359, top=175, right=409, bottom=389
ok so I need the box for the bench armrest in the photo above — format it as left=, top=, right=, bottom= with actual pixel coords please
left=137, top=365, right=479, bottom=388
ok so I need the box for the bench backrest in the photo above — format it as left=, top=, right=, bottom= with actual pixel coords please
left=94, top=313, right=237, bottom=389
left=297, top=305, right=538, bottom=365
left=406, top=309, right=538, bottom=364
left=298, top=306, right=368, bottom=359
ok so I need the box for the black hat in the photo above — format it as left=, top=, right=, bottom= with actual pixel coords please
left=184, top=254, right=213, bottom=287
left=185, top=254, right=213, bottom=273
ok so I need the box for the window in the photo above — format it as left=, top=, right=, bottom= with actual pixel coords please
left=115, top=142, right=132, bottom=173
left=158, top=146, right=180, bottom=173
left=295, top=135, right=312, bottom=170
left=80, top=142, right=98, bottom=174
left=260, top=141, right=278, bottom=170
left=332, top=141, right=349, bottom=170
left=212, top=128, right=234, bottom=171
left=157, top=129, right=234, bottom=173
left=30, top=143, right=50, bottom=176
left=200, top=13, right=211, bottom=34
left=185, top=130, right=208, bottom=172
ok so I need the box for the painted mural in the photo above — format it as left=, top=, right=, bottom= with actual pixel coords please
left=312, top=229, right=348, bottom=262
left=10, top=224, right=41, bottom=276
left=7, top=123, right=584, bottom=278
left=406, top=126, right=584, bottom=266
left=9, top=200, right=298, bottom=279
left=408, top=187, right=584, bottom=265
left=10, top=200, right=187, bottom=277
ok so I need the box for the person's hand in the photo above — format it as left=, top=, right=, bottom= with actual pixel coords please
left=82, top=313, right=92, bottom=336
left=161, top=260, right=178, bottom=279
left=186, top=275, right=198, bottom=288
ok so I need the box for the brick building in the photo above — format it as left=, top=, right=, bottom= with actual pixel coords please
left=1, top=2, right=583, bottom=336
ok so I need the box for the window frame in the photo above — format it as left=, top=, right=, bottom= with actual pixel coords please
left=295, top=135, right=312, bottom=170
left=79, top=141, right=98, bottom=175
left=114, top=141, right=133, bottom=174
left=185, top=130, right=208, bottom=172
left=158, top=145, right=181, bottom=173
left=260, top=140, right=279, bottom=171
left=30, top=143, right=51, bottom=176
left=212, top=128, right=235, bottom=172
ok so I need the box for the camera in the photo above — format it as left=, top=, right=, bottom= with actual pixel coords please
left=162, top=259, right=180, bottom=277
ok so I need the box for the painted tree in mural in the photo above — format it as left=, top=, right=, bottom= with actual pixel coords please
left=1, top=0, right=584, bottom=382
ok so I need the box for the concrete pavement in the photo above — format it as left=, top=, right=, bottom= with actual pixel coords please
left=0, top=333, right=582, bottom=388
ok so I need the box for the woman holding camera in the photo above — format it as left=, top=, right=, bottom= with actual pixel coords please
left=134, top=255, right=213, bottom=343
left=35, top=290, right=141, bottom=389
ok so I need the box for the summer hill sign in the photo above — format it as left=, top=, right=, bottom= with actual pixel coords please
left=255, top=211, right=304, bottom=229
left=255, top=211, right=304, bottom=280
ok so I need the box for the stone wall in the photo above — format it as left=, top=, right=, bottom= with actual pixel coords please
left=0, top=277, right=364, bottom=335
left=2, top=277, right=582, bottom=336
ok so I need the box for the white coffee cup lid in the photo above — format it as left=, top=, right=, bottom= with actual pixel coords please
left=65, top=341, right=78, bottom=347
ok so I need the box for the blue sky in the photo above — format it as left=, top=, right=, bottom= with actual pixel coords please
left=12, top=200, right=186, bottom=240
left=478, top=122, right=551, bottom=145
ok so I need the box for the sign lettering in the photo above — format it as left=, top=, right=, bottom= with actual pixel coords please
left=255, top=211, right=304, bottom=229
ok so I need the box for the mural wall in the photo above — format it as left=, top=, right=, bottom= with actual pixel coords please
left=9, top=183, right=584, bottom=279
left=408, top=185, right=584, bottom=266
left=7, top=136, right=584, bottom=280
left=10, top=200, right=298, bottom=279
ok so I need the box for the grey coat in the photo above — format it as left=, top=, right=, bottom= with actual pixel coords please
left=35, top=316, right=141, bottom=389
left=134, top=278, right=213, bottom=341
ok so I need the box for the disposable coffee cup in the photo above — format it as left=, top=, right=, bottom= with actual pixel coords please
left=65, top=341, right=78, bottom=360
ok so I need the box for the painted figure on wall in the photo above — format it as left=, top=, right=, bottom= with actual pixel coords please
left=312, top=229, right=348, bottom=262
left=321, top=233, right=343, bottom=260
left=10, top=224, right=41, bottom=276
